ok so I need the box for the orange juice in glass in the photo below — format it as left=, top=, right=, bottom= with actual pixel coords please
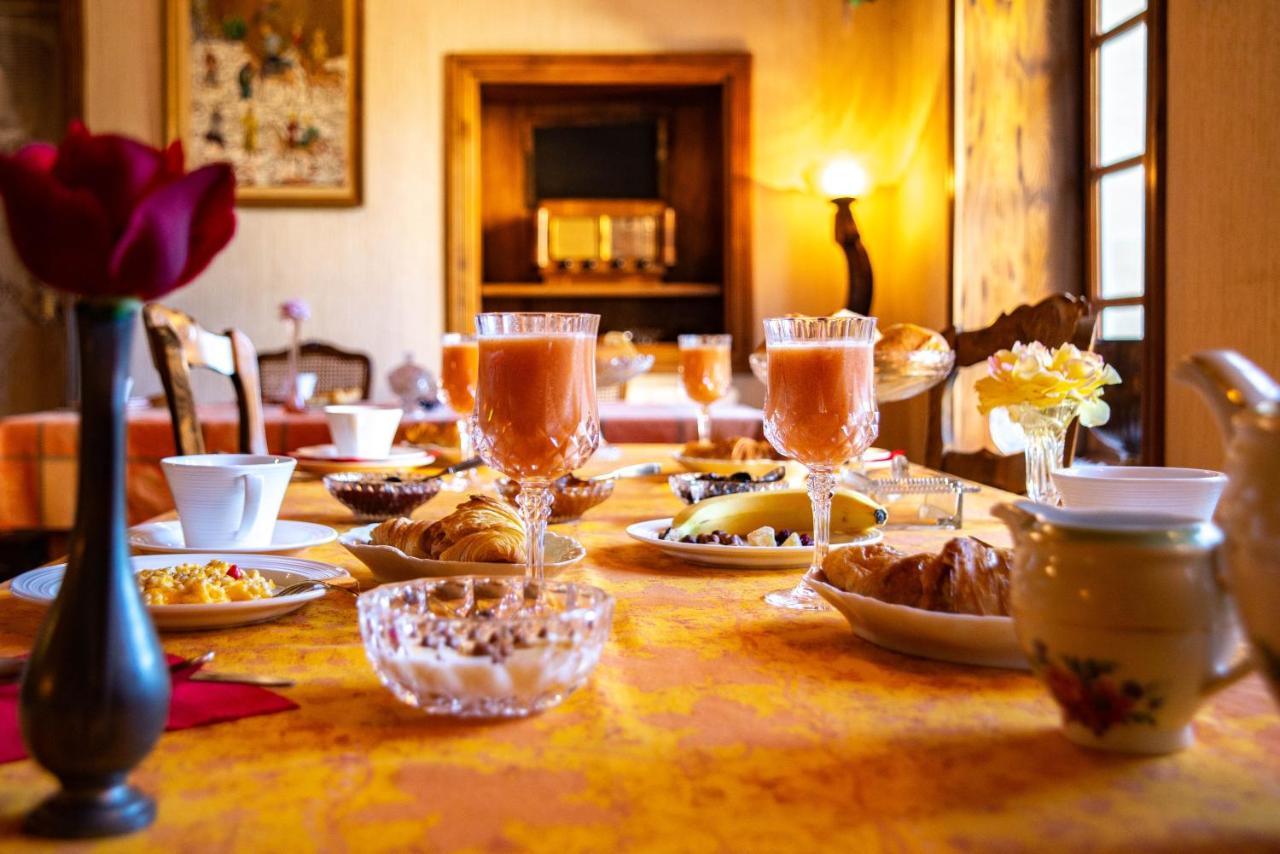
left=440, top=333, right=479, bottom=486
left=678, top=334, right=732, bottom=444
left=473, top=313, right=600, bottom=584
left=762, top=315, right=879, bottom=610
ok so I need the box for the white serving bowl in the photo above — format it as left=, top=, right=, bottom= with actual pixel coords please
left=1052, top=466, right=1228, bottom=520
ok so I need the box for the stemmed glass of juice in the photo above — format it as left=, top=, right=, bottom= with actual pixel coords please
left=678, top=334, right=732, bottom=444
left=472, top=313, right=601, bottom=585
left=440, top=332, right=479, bottom=487
left=762, top=314, right=878, bottom=610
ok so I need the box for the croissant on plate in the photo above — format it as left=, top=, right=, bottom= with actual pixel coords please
left=369, top=517, right=433, bottom=558
left=370, top=495, right=525, bottom=564
left=821, top=537, right=1011, bottom=616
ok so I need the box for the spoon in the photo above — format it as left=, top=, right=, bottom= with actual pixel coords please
left=414, top=457, right=483, bottom=479
left=587, top=462, right=663, bottom=482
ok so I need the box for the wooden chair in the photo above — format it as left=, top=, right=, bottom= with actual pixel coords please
left=925, top=294, right=1096, bottom=494
left=142, top=304, right=267, bottom=457
left=257, top=341, right=372, bottom=403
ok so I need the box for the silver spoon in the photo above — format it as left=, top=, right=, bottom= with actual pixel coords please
left=414, top=457, right=483, bottom=479
left=587, top=462, right=663, bottom=482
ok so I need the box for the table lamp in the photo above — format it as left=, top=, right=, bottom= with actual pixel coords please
left=819, top=156, right=873, bottom=316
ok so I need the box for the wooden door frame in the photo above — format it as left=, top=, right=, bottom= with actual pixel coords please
left=443, top=52, right=753, bottom=365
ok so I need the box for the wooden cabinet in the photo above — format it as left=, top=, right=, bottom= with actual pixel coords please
left=444, top=53, right=753, bottom=368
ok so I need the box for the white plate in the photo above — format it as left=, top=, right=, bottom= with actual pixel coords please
left=807, top=576, right=1027, bottom=669
left=129, top=520, right=337, bottom=555
left=292, top=444, right=435, bottom=473
left=339, top=523, right=586, bottom=583
left=10, top=554, right=350, bottom=632
left=626, top=518, right=883, bottom=569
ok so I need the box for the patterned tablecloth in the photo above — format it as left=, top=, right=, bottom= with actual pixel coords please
left=0, top=404, right=763, bottom=532
left=0, top=445, right=1276, bottom=851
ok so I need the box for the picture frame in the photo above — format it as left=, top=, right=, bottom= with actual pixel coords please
left=165, top=0, right=363, bottom=207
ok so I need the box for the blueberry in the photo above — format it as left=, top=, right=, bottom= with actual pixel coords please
left=799, top=533, right=814, bottom=546
left=775, top=529, right=792, bottom=546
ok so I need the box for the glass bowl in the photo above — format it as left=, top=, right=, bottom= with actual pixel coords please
left=494, top=477, right=615, bottom=523
left=668, top=469, right=788, bottom=504
left=358, top=576, right=614, bottom=718
left=596, top=353, right=656, bottom=389
left=750, top=348, right=956, bottom=403
left=323, top=472, right=443, bottom=521
left=874, top=349, right=956, bottom=403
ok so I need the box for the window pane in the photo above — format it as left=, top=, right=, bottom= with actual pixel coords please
left=1098, top=23, right=1147, bottom=165
left=1098, top=0, right=1145, bottom=34
left=1101, top=305, right=1144, bottom=341
left=1099, top=165, right=1145, bottom=299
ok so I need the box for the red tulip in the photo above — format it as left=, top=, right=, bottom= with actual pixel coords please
left=0, top=121, right=235, bottom=300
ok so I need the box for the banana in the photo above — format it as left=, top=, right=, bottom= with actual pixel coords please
left=670, top=489, right=886, bottom=539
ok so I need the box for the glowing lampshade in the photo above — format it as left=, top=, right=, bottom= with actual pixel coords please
left=819, top=156, right=870, bottom=199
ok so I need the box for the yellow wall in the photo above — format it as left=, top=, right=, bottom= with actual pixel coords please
left=1164, top=0, right=1280, bottom=469
left=83, top=0, right=951, bottom=454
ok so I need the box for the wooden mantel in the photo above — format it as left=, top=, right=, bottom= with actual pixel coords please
left=443, top=52, right=753, bottom=367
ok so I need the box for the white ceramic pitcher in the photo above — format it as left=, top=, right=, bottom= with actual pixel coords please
left=994, top=501, right=1253, bottom=753
left=1178, top=349, right=1280, bottom=704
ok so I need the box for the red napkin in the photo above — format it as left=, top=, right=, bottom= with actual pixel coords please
left=0, top=655, right=297, bottom=764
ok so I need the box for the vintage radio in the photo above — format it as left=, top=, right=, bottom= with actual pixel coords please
left=535, top=199, right=676, bottom=281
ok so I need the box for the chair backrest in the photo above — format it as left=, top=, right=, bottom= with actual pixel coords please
left=925, top=293, right=1096, bottom=494
left=257, top=341, right=372, bottom=402
left=142, top=303, right=267, bottom=457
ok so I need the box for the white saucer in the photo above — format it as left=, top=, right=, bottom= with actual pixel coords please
left=10, top=554, right=349, bottom=632
left=291, top=444, right=434, bottom=473
left=129, top=520, right=337, bottom=555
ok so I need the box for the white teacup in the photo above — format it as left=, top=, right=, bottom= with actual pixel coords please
left=324, top=405, right=402, bottom=459
left=161, top=454, right=296, bottom=549
left=995, top=501, right=1253, bottom=754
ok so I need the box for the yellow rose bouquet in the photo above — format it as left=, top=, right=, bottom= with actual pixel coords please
left=974, top=341, right=1121, bottom=504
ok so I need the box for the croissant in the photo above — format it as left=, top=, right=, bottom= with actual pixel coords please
left=822, top=543, right=906, bottom=594
left=372, top=495, right=526, bottom=564
left=438, top=528, right=525, bottom=563
left=821, top=537, right=1011, bottom=616
left=370, top=517, right=433, bottom=558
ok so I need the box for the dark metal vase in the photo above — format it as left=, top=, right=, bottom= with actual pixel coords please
left=20, top=299, right=170, bottom=838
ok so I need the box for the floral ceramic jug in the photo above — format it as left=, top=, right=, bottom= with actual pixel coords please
left=1179, top=349, right=1280, bottom=703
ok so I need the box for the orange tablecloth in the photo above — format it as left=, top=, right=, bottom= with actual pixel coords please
left=0, top=445, right=1276, bottom=850
left=0, top=405, right=763, bottom=531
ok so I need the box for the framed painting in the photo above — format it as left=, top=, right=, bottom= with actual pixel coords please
left=165, top=0, right=362, bottom=206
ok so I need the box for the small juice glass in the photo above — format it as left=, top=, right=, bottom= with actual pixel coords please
left=678, top=334, right=732, bottom=444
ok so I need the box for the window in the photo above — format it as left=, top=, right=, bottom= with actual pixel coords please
left=1083, top=0, right=1165, bottom=464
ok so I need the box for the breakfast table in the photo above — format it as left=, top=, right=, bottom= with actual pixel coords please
left=0, top=405, right=764, bottom=532
left=0, top=444, right=1276, bottom=851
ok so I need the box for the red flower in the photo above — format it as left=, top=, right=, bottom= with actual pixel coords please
left=0, top=121, right=235, bottom=300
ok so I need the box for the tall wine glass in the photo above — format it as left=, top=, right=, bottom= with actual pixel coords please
left=762, top=314, right=878, bottom=610
left=472, top=313, right=601, bottom=586
left=440, top=333, right=479, bottom=489
left=678, top=334, right=732, bottom=444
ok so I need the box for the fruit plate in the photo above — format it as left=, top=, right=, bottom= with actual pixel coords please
left=807, top=573, right=1027, bottom=669
left=10, top=554, right=349, bottom=632
left=626, top=518, right=882, bottom=569
left=339, top=523, right=586, bottom=583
